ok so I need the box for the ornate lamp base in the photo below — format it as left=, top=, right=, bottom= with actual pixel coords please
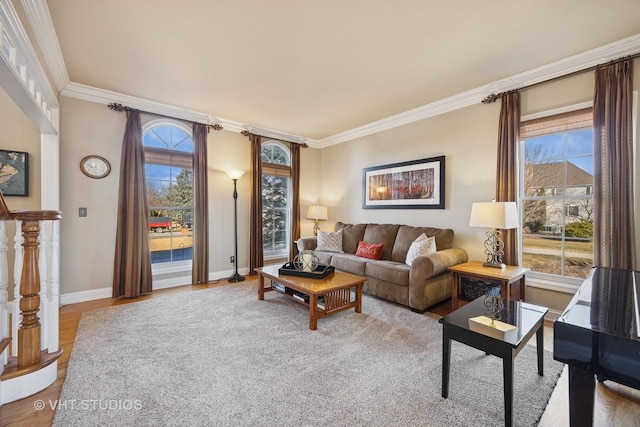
left=483, top=260, right=506, bottom=269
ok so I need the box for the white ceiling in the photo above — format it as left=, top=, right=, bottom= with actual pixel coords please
left=42, top=0, right=640, bottom=143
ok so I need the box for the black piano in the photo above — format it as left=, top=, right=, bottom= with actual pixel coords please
left=553, top=267, right=640, bottom=426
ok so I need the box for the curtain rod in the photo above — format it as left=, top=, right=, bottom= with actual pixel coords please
left=241, top=130, right=309, bottom=148
left=481, top=53, right=640, bottom=104
left=108, top=103, right=223, bottom=132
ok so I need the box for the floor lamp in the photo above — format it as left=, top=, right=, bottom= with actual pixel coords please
left=227, top=170, right=245, bottom=282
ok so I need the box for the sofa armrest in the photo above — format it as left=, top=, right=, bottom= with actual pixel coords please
left=297, top=237, right=318, bottom=252
left=409, top=247, right=468, bottom=283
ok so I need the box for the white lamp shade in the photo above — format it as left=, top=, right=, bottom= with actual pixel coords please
left=226, top=170, right=245, bottom=180
left=306, top=205, right=328, bottom=221
left=469, top=201, right=519, bottom=230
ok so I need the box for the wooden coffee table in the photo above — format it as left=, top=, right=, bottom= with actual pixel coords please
left=256, top=265, right=366, bottom=330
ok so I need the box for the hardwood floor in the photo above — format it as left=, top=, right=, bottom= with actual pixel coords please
left=1, top=278, right=638, bottom=426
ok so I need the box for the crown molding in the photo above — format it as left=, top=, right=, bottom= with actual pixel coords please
left=20, top=0, right=69, bottom=92
left=61, top=81, right=221, bottom=123
left=61, top=82, right=320, bottom=147
left=319, top=33, right=640, bottom=147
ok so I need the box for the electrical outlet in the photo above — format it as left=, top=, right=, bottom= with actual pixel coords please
left=230, top=256, right=235, bottom=264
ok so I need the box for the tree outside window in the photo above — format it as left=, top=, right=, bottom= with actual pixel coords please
left=520, top=111, right=594, bottom=279
left=143, top=122, right=194, bottom=264
left=261, top=143, right=291, bottom=255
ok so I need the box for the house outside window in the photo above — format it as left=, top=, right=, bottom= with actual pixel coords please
left=143, top=120, right=194, bottom=265
left=519, top=107, right=593, bottom=280
left=261, top=142, right=291, bottom=258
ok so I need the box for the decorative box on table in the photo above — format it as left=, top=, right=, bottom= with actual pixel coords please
left=469, top=316, right=517, bottom=341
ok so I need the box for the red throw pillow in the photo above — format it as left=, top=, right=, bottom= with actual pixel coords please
left=355, top=241, right=384, bottom=260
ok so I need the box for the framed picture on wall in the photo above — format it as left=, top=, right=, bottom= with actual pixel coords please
left=363, top=155, right=444, bottom=209
left=0, top=149, right=29, bottom=197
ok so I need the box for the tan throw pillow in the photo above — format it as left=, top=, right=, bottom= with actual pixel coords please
left=405, top=234, right=436, bottom=266
left=316, top=229, right=344, bottom=253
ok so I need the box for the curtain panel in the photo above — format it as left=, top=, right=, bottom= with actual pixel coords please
left=289, top=142, right=301, bottom=261
left=192, top=123, right=209, bottom=284
left=495, top=92, right=520, bottom=266
left=112, top=110, right=153, bottom=298
left=249, top=134, right=264, bottom=273
left=593, top=60, right=636, bottom=270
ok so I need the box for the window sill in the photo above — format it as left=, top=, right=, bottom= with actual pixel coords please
left=525, top=271, right=582, bottom=294
left=152, top=260, right=192, bottom=276
left=264, top=251, right=288, bottom=262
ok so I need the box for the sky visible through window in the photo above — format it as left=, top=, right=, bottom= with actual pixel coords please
left=525, top=128, right=593, bottom=174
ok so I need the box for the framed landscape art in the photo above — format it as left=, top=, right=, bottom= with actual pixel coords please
left=0, top=149, right=29, bottom=196
left=363, top=155, right=444, bottom=209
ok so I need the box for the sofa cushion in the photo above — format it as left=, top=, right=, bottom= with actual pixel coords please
left=330, top=254, right=368, bottom=276
left=354, top=241, right=384, bottom=260
left=364, top=261, right=410, bottom=287
left=405, top=235, right=436, bottom=266
left=316, top=229, right=343, bottom=253
left=313, top=251, right=334, bottom=266
left=391, top=225, right=454, bottom=262
left=362, top=224, right=400, bottom=260
left=335, top=222, right=367, bottom=254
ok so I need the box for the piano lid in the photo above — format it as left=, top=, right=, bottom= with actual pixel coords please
left=556, top=267, right=640, bottom=341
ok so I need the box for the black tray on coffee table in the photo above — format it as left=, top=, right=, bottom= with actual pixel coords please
left=278, top=262, right=335, bottom=279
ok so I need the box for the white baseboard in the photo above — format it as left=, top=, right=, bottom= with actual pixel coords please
left=60, top=268, right=250, bottom=305
left=60, top=287, right=112, bottom=305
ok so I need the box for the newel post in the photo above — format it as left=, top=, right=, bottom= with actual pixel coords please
left=14, top=210, right=61, bottom=367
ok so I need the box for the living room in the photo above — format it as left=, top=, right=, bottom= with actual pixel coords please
left=1, top=1, right=640, bottom=425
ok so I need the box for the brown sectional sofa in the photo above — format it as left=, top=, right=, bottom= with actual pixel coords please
left=297, top=222, right=468, bottom=313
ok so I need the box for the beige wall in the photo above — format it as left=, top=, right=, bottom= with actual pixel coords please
left=0, top=86, right=41, bottom=210
left=317, top=61, right=640, bottom=313
left=0, top=86, right=41, bottom=297
left=319, top=100, right=501, bottom=262
left=56, top=60, right=640, bottom=312
left=58, top=96, right=321, bottom=294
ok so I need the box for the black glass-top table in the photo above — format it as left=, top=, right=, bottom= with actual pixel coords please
left=439, top=297, right=548, bottom=427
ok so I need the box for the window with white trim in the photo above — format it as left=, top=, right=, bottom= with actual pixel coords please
left=143, top=121, right=194, bottom=265
left=261, top=142, right=291, bottom=257
left=519, top=108, right=594, bottom=279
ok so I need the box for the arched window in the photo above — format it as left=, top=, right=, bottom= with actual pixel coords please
left=262, top=142, right=291, bottom=257
left=143, top=120, right=194, bottom=265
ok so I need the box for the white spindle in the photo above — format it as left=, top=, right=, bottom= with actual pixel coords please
left=38, top=220, right=48, bottom=351
left=0, top=220, right=9, bottom=366
left=48, top=220, right=60, bottom=352
left=11, top=220, right=23, bottom=358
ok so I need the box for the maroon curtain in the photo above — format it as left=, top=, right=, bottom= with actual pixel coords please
left=289, top=143, right=301, bottom=261
left=495, top=91, right=520, bottom=266
left=112, top=110, right=152, bottom=297
left=192, top=123, right=209, bottom=284
left=249, top=134, right=263, bottom=273
left=593, top=60, right=636, bottom=270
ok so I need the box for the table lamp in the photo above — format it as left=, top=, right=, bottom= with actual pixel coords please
left=306, top=205, right=328, bottom=236
left=469, top=201, right=519, bottom=268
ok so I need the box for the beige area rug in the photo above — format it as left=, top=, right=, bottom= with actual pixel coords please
left=54, top=283, right=563, bottom=426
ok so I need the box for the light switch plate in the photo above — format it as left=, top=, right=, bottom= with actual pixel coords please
left=79, top=207, right=87, bottom=217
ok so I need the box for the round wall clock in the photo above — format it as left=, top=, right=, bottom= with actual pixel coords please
left=80, top=155, right=111, bottom=179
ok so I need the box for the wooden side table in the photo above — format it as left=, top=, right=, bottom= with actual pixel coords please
left=448, top=261, right=530, bottom=310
